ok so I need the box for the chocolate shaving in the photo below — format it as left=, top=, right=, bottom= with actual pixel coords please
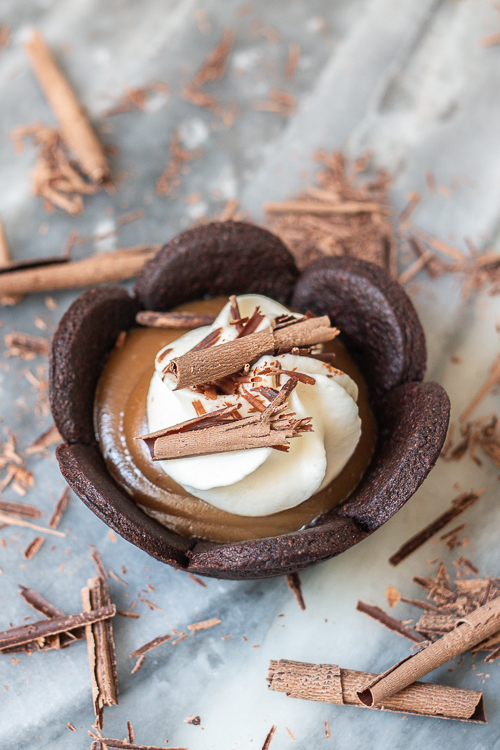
left=24, top=486, right=70, bottom=559
left=261, top=725, right=277, bottom=750
left=356, top=601, right=423, bottom=644
left=253, top=386, right=279, bottom=402
left=0, top=511, right=65, bottom=537
left=414, top=612, right=458, bottom=637
left=137, top=595, right=161, bottom=611
left=241, top=390, right=267, bottom=412
left=4, top=331, right=50, bottom=359
left=0, top=605, right=114, bottom=651
left=26, top=423, right=61, bottom=454
left=165, top=315, right=337, bottom=390
left=131, top=655, right=145, bottom=674
left=399, top=597, right=440, bottom=613
left=129, top=633, right=172, bottom=658
left=89, top=737, right=187, bottom=750
left=127, top=722, right=135, bottom=743
left=139, top=403, right=241, bottom=442
left=135, top=311, right=216, bottom=329
left=357, top=596, right=500, bottom=707
left=49, top=486, right=70, bottom=529
left=237, top=307, right=265, bottom=337
left=104, top=81, right=169, bottom=116
left=229, top=295, right=244, bottom=333
left=18, top=585, right=65, bottom=619
left=184, top=715, right=201, bottom=725
left=81, top=578, right=118, bottom=727
left=117, top=611, right=140, bottom=619
left=187, top=617, right=221, bottom=632
left=0, top=499, right=41, bottom=520
left=267, top=659, right=486, bottom=723
left=181, top=29, right=233, bottom=118
left=187, top=572, right=207, bottom=587
left=17, top=585, right=84, bottom=648
left=109, top=569, right=128, bottom=587
left=285, top=572, right=306, bottom=611
left=265, top=200, right=384, bottom=215
left=90, top=545, right=108, bottom=581
left=188, top=327, right=222, bottom=353
left=156, top=128, right=202, bottom=198
left=23, top=536, right=44, bottom=560
left=389, top=489, right=485, bottom=566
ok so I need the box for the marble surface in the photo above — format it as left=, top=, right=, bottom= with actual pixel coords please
left=1, top=0, right=500, bottom=747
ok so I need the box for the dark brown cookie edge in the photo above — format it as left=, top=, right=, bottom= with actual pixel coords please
left=292, top=256, right=426, bottom=397
left=56, top=442, right=193, bottom=566
left=50, top=286, right=141, bottom=444
left=134, top=220, right=299, bottom=310
left=185, top=381, right=449, bottom=578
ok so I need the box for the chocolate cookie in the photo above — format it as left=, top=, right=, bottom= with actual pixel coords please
left=51, top=221, right=450, bottom=580
left=292, top=256, right=426, bottom=397
left=134, top=220, right=299, bottom=311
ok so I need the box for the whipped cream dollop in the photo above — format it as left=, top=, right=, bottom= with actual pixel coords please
left=146, top=295, right=362, bottom=517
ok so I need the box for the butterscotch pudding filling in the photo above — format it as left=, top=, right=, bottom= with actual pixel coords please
left=95, top=295, right=376, bottom=543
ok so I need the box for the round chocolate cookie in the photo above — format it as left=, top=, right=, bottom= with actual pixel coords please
left=51, top=221, right=450, bottom=580
left=134, top=220, right=299, bottom=311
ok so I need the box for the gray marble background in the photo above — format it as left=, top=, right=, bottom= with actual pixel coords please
left=1, top=0, right=500, bottom=747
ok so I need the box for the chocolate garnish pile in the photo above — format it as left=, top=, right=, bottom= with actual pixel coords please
left=138, top=305, right=340, bottom=460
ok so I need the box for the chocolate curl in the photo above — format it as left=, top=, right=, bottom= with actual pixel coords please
left=139, top=381, right=308, bottom=460
left=0, top=605, right=115, bottom=651
left=357, top=596, right=500, bottom=708
left=267, top=659, right=486, bottom=723
left=17, top=585, right=84, bottom=649
left=147, top=413, right=305, bottom=460
left=168, top=329, right=274, bottom=389
left=0, top=245, right=158, bottom=298
left=82, top=578, right=118, bottom=726
left=135, top=311, right=216, bottom=329
left=167, top=315, right=338, bottom=390
left=25, top=31, right=109, bottom=183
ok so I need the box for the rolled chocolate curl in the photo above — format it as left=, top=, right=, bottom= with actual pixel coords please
left=81, top=577, right=119, bottom=725
left=167, top=316, right=338, bottom=390
left=267, top=659, right=486, bottom=723
left=25, top=31, right=109, bottom=183
left=0, top=245, right=157, bottom=298
left=147, top=414, right=301, bottom=460
left=136, top=311, right=216, bottom=329
left=357, top=596, right=500, bottom=708
left=168, top=329, right=273, bottom=389
left=0, top=605, right=115, bottom=651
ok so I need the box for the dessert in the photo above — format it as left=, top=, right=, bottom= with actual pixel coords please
left=94, top=294, right=377, bottom=542
left=51, top=220, right=450, bottom=579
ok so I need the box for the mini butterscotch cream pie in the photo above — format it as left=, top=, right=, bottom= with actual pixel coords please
left=52, top=220, right=450, bottom=580
left=94, top=294, right=376, bottom=543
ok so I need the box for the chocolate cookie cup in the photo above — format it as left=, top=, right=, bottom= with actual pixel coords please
left=50, top=221, right=450, bottom=580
